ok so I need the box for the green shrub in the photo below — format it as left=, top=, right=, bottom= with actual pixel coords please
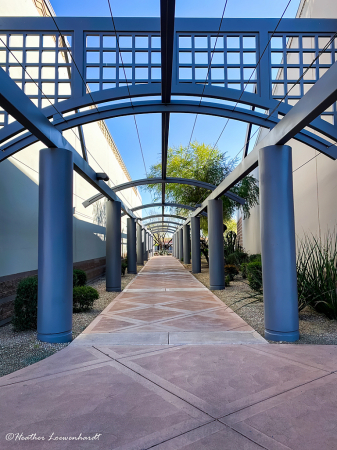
left=248, top=254, right=261, bottom=263
left=225, top=264, right=239, bottom=281
left=121, top=259, right=127, bottom=276
left=12, top=276, right=38, bottom=331
left=225, top=275, right=231, bottom=287
left=246, top=260, right=263, bottom=292
left=226, top=251, right=249, bottom=266
left=296, top=232, right=337, bottom=318
left=73, top=286, right=99, bottom=312
left=241, top=262, right=247, bottom=279
left=73, top=269, right=87, bottom=287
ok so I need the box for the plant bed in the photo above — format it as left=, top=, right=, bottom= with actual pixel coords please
left=184, top=258, right=337, bottom=345
left=0, top=265, right=143, bottom=377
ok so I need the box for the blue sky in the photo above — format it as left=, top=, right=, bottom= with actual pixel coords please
left=52, top=0, right=301, bottom=205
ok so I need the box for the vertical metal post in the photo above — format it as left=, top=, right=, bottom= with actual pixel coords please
left=127, top=217, right=137, bottom=274
left=143, top=228, right=148, bottom=262
left=183, top=224, right=191, bottom=264
left=175, top=232, right=179, bottom=258
left=259, top=145, right=299, bottom=342
left=172, top=234, right=175, bottom=256
left=106, top=200, right=121, bottom=292
left=37, top=148, right=73, bottom=343
left=178, top=228, right=183, bottom=261
left=137, top=222, right=143, bottom=265
left=208, top=199, right=225, bottom=290
left=191, top=216, right=201, bottom=273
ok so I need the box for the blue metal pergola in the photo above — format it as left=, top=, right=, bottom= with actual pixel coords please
left=1, top=3, right=337, bottom=343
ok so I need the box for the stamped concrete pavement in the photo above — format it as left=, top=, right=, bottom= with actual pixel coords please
left=1, top=256, right=337, bottom=450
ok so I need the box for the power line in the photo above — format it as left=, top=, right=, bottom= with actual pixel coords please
left=106, top=0, right=148, bottom=177
left=224, top=25, right=337, bottom=170
left=0, top=38, right=136, bottom=207
left=192, top=0, right=294, bottom=207
left=43, top=1, right=101, bottom=116
left=213, top=0, right=293, bottom=151
left=187, top=0, right=229, bottom=147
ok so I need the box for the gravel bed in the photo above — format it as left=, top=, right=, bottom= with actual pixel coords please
left=184, top=260, right=337, bottom=345
left=0, top=266, right=141, bottom=377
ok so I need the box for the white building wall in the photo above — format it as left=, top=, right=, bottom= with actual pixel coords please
left=0, top=0, right=142, bottom=277
left=241, top=0, right=337, bottom=254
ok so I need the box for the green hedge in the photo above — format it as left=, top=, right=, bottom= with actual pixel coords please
left=73, top=269, right=87, bottom=287
left=226, top=251, right=248, bottom=266
left=246, top=260, right=263, bottom=292
left=13, top=270, right=98, bottom=330
left=12, top=276, right=38, bottom=331
left=225, top=264, right=239, bottom=281
left=73, top=286, right=99, bottom=312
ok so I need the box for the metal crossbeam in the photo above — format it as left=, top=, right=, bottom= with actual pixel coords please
left=141, top=214, right=186, bottom=221
left=0, top=68, right=135, bottom=218
left=184, top=60, right=337, bottom=225
left=111, top=177, right=245, bottom=204
left=120, top=202, right=208, bottom=217
left=160, top=0, right=175, bottom=214
left=1, top=101, right=336, bottom=161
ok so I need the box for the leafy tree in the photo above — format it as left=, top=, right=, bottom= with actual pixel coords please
left=146, top=142, right=259, bottom=234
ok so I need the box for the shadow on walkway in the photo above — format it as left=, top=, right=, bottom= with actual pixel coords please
left=1, top=257, right=336, bottom=450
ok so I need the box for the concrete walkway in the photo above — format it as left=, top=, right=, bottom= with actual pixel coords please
left=1, top=256, right=337, bottom=450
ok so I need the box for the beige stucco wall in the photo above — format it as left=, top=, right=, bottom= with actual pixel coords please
left=0, top=0, right=142, bottom=277
left=241, top=0, right=337, bottom=254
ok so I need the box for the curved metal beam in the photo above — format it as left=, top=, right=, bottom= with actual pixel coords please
left=146, top=220, right=182, bottom=227
left=141, top=214, right=186, bottom=222
left=82, top=179, right=243, bottom=209
left=111, top=177, right=245, bottom=204
left=1, top=99, right=334, bottom=164
left=151, top=228, right=177, bottom=233
left=119, top=202, right=207, bottom=218
left=132, top=202, right=199, bottom=212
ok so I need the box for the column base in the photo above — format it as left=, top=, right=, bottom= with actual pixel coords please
left=210, top=285, right=225, bottom=290
left=37, top=330, right=72, bottom=343
left=127, top=270, right=137, bottom=274
left=106, top=287, right=122, bottom=292
left=265, top=329, right=299, bottom=342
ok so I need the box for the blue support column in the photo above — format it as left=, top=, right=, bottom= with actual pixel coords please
left=37, top=148, right=73, bottom=343
left=178, top=228, right=183, bottom=261
left=137, top=222, right=144, bottom=265
left=259, top=145, right=299, bottom=342
left=191, top=216, right=201, bottom=273
left=183, top=224, right=191, bottom=264
left=143, top=228, right=148, bottom=262
left=127, top=217, right=137, bottom=274
left=106, top=200, right=121, bottom=292
left=208, top=199, right=225, bottom=290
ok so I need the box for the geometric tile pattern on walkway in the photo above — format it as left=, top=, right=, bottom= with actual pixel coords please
left=74, top=256, right=265, bottom=345
left=1, top=257, right=337, bottom=449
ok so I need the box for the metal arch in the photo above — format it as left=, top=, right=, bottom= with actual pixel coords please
left=111, top=177, right=245, bottom=204
left=147, top=220, right=182, bottom=227
left=185, top=61, right=337, bottom=223
left=1, top=100, right=334, bottom=162
left=82, top=178, right=243, bottom=209
left=0, top=67, right=136, bottom=219
left=151, top=228, right=177, bottom=233
left=121, top=202, right=208, bottom=217
left=151, top=226, right=177, bottom=231
left=141, top=214, right=186, bottom=221
left=2, top=17, right=337, bottom=150
left=149, top=226, right=178, bottom=231
left=2, top=70, right=336, bottom=146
